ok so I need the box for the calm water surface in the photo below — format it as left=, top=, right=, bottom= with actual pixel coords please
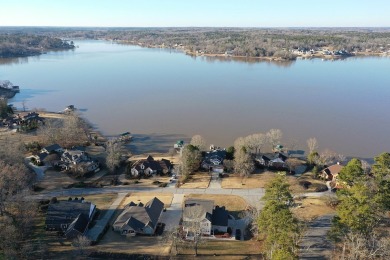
left=1, top=40, right=390, bottom=157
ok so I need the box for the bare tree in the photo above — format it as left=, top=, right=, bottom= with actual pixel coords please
left=21, top=100, right=27, bottom=112
left=234, top=136, right=246, bottom=151
left=105, top=140, right=122, bottom=173
left=307, top=137, right=319, bottom=154
left=0, top=161, right=32, bottom=216
left=168, top=148, right=176, bottom=160
left=239, top=206, right=260, bottom=238
left=267, top=129, right=283, bottom=150
left=182, top=205, right=207, bottom=256
left=190, top=135, right=207, bottom=151
left=361, top=160, right=371, bottom=175
left=38, top=113, right=89, bottom=147
left=223, top=159, right=234, bottom=172
left=245, top=133, right=267, bottom=154
left=159, top=226, right=184, bottom=256
left=234, top=148, right=255, bottom=183
left=178, top=145, right=201, bottom=181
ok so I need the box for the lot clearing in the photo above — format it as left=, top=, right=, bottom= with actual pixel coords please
left=292, top=196, right=336, bottom=221
left=180, top=172, right=211, bottom=189
left=222, top=171, right=328, bottom=194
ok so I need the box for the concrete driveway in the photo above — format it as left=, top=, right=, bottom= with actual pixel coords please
left=159, top=194, right=184, bottom=231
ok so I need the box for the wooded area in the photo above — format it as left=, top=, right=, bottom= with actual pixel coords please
left=1, top=27, right=389, bottom=59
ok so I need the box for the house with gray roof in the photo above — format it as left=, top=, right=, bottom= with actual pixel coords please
left=130, top=155, right=173, bottom=177
left=183, top=199, right=231, bottom=236
left=113, top=197, right=164, bottom=236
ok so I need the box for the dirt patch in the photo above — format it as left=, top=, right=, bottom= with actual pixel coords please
left=292, top=197, right=336, bottom=221
left=180, top=173, right=211, bottom=189
left=121, top=193, right=174, bottom=209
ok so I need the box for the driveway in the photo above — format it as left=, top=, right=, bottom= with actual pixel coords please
left=159, top=194, right=184, bottom=231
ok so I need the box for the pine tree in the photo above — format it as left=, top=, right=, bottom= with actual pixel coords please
left=257, top=174, right=299, bottom=260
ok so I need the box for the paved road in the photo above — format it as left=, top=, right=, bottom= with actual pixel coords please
left=299, top=214, right=335, bottom=260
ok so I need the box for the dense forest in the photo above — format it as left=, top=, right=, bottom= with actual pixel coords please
left=0, top=33, right=75, bottom=58
left=0, top=27, right=389, bottom=60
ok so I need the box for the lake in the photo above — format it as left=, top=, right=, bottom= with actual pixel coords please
left=1, top=40, right=390, bottom=158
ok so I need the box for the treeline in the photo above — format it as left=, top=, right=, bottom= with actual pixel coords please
left=1, top=27, right=390, bottom=60
left=0, top=34, right=75, bottom=58
left=20, top=27, right=390, bottom=60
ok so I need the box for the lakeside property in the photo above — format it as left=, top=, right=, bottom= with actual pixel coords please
left=2, top=40, right=390, bottom=157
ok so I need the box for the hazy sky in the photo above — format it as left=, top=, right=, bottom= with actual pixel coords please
left=1, top=0, right=389, bottom=27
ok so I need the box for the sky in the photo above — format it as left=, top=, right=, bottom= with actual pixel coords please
left=1, top=0, right=389, bottom=27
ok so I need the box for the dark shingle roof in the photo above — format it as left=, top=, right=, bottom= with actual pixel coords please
left=43, top=144, right=62, bottom=153
left=114, top=197, right=164, bottom=232
left=212, top=206, right=229, bottom=227
left=45, top=200, right=95, bottom=227
left=65, top=213, right=89, bottom=236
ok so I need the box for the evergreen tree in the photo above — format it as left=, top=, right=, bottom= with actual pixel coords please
left=257, top=174, right=299, bottom=260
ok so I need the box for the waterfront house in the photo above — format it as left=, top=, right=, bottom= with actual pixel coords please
left=201, top=149, right=226, bottom=173
left=130, top=155, right=172, bottom=177
left=45, top=198, right=96, bottom=239
left=113, top=197, right=164, bottom=236
left=320, top=163, right=343, bottom=181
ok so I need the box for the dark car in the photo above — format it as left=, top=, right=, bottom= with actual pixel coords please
left=235, top=229, right=241, bottom=240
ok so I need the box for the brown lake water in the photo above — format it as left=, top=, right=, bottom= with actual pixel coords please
left=1, top=40, right=390, bottom=158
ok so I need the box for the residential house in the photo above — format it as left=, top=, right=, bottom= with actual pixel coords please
left=130, top=155, right=172, bottom=177
left=269, top=153, right=288, bottom=169
left=41, top=144, right=64, bottom=154
left=201, top=149, right=227, bottom=173
left=45, top=198, right=96, bottom=239
left=61, top=149, right=89, bottom=164
left=320, top=163, right=343, bottom=181
left=113, top=197, right=164, bottom=236
left=183, top=199, right=230, bottom=236
left=255, top=155, right=271, bottom=167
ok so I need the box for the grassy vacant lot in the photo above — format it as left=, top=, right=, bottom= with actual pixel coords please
left=122, top=175, right=172, bottom=188
left=185, top=194, right=248, bottom=217
left=177, top=240, right=262, bottom=259
left=180, top=172, right=211, bottom=189
left=121, top=192, right=174, bottom=209
left=222, top=171, right=327, bottom=194
left=292, top=196, right=336, bottom=221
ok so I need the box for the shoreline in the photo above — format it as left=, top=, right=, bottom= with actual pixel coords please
left=117, top=40, right=390, bottom=62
